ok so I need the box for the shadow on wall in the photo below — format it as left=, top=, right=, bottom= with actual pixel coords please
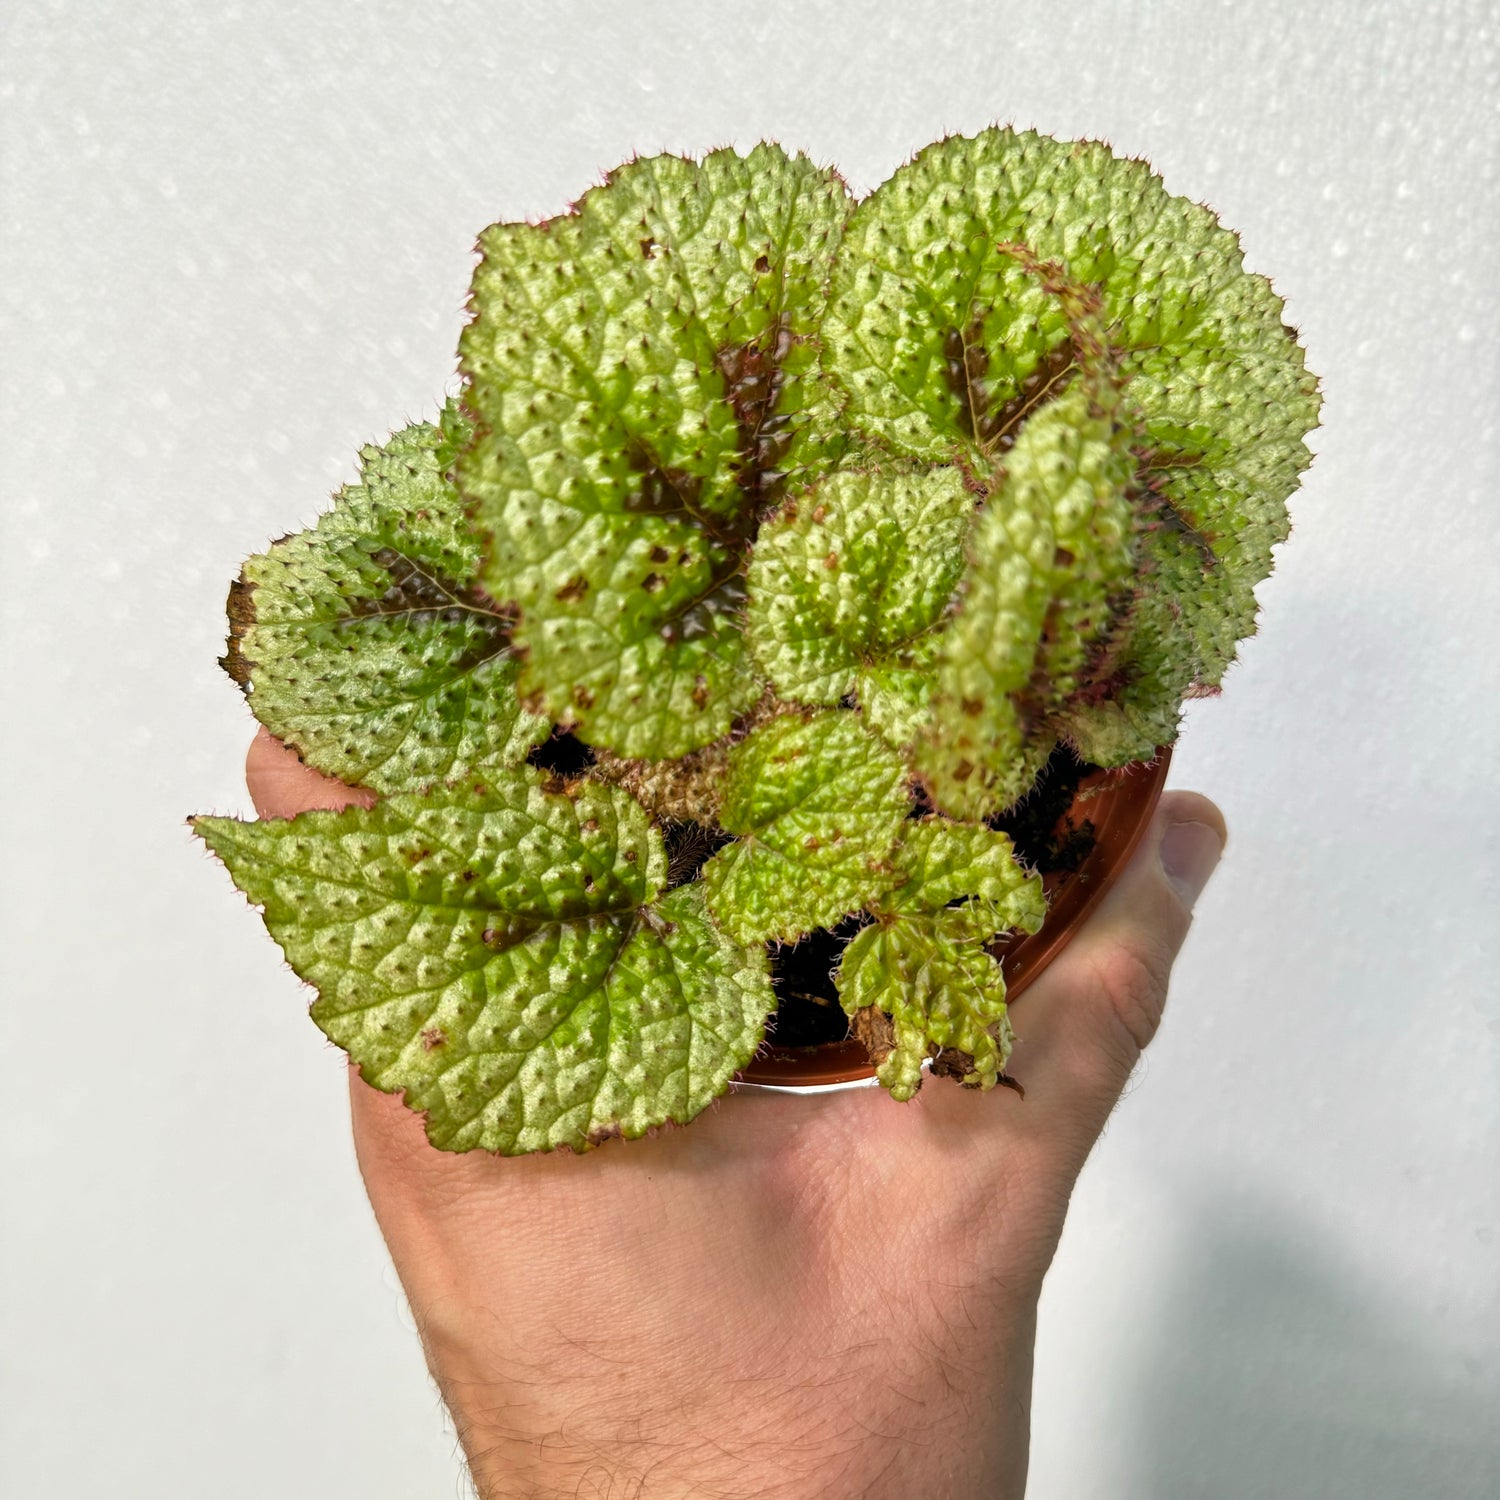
left=1134, top=1189, right=1497, bottom=1500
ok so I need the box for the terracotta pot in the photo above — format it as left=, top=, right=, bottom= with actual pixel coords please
left=735, top=748, right=1173, bottom=1087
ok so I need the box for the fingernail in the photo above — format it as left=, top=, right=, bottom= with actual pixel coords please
left=1159, top=820, right=1224, bottom=910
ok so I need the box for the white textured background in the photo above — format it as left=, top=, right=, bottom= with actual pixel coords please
left=3, top=2, right=1496, bottom=1495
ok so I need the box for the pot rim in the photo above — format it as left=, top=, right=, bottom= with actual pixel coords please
left=734, top=747, right=1173, bottom=1088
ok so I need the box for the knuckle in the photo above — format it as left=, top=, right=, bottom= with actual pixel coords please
left=1091, top=938, right=1174, bottom=1054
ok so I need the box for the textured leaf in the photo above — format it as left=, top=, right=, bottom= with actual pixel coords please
left=745, top=467, right=972, bottom=735
left=841, top=919, right=1014, bottom=1101
left=201, top=130, right=1323, bottom=1148
left=223, top=408, right=546, bottom=793
left=827, top=127, right=1320, bottom=759
left=459, top=145, right=854, bottom=757
left=193, top=774, right=772, bottom=1154
left=915, top=376, right=1137, bottom=818
left=885, top=819, right=1047, bottom=938
left=700, top=710, right=910, bottom=944
left=838, top=820, right=1043, bottom=1101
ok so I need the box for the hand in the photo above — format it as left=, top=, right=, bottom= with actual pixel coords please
left=247, top=728, right=1225, bottom=1500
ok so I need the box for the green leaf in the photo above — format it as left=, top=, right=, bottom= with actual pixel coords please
left=915, top=376, right=1137, bottom=818
left=700, top=710, right=910, bottom=944
left=459, top=144, right=854, bottom=758
left=839, top=819, right=1044, bottom=1101
left=223, top=407, right=547, bottom=793
left=745, top=467, right=973, bottom=736
left=193, top=774, right=772, bottom=1155
left=827, top=127, right=1320, bottom=762
left=885, top=819, right=1047, bottom=937
left=840, top=919, right=1015, bottom=1102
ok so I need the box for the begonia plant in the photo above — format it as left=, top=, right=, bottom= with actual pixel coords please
left=194, top=128, right=1319, bottom=1154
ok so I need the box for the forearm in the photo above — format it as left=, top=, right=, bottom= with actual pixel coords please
left=435, top=1302, right=1038, bottom=1500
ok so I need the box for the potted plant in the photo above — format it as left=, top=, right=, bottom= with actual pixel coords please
left=194, top=127, right=1319, bottom=1154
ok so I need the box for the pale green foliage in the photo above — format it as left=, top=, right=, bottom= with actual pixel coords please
left=701, top=711, right=910, bottom=943
left=839, top=822, right=1045, bottom=1100
left=746, top=467, right=973, bottom=742
left=881, top=820, right=1048, bottom=938
left=458, top=144, right=852, bottom=759
left=203, top=129, right=1319, bottom=1146
left=223, top=407, right=547, bottom=793
left=193, top=773, right=770, bottom=1154
left=829, top=129, right=1319, bottom=761
left=916, top=379, right=1137, bottom=818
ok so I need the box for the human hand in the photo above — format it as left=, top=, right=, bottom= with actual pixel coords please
left=246, top=728, right=1224, bottom=1500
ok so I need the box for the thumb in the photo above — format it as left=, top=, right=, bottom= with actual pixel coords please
left=1004, top=790, right=1226, bottom=1152
left=244, top=727, right=376, bottom=820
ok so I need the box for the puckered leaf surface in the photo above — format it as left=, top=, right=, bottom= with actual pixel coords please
left=839, top=820, right=1044, bottom=1100
left=459, top=145, right=854, bottom=758
left=223, top=408, right=546, bottom=793
left=700, top=710, right=910, bottom=944
left=193, top=773, right=772, bottom=1154
left=745, top=467, right=972, bottom=739
left=885, top=819, right=1047, bottom=937
left=200, top=129, right=1323, bottom=1147
left=915, top=378, right=1137, bottom=818
left=828, top=128, right=1320, bottom=759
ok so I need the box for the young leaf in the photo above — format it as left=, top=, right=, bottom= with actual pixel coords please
left=841, top=919, right=1014, bottom=1101
left=839, top=820, right=1044, bottom=1101
left=745, top=467, right=973, bottom=740
left=884, top=819, right=1047, bottom=938
left=700, top=710, right=909, bottom=944
left=193, top=774, right=772, bottom=1154
left=459, top=145, right=854, bottom=758
left=915, top=377, right=1137, bottom=819
left=223, top=409, right=546, bottom=793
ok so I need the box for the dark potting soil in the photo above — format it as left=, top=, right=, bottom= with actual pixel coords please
left=991, top=745, right=1099, bottom=875
left=767, top=745, right=1102, bottom=1050
left=766, top=917, right=873, bottom=1047
left=527, top=729, right=596, bottom=779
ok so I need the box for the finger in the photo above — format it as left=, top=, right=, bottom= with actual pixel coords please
left=244, top=726, right=376, bottom=819
left=1002, top=790, right=1226, bottom=1146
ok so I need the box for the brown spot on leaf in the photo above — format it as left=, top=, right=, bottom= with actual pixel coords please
left=851, top=1005, right=897, bottom=1069
left=555, top=575, right=589, bottom=603
left=620, top=440, right=708, bottom=529
left=420, top=1027, right=447, bottom=1051
left=691, top=675, right=711, bottom=709
left=220, top=573, right=258, bottom=689
left=717, top=317, right=796, bottom=512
